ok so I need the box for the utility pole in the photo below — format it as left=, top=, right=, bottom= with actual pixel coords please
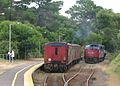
left=58, top=33, right=64, bottom=42
left=59, top=35, right=61, bottom=42
left=9, top=24, right=12, bottom=52
left=9, top=0, right=12, bottom=52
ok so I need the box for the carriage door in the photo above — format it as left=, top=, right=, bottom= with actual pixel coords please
left=54, top=46, right=66, bottom=63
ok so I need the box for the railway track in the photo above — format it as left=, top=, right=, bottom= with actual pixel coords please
left=63, top=65, right=95, bottom=86
left=44, top=75, right=48, bottom=86
left=62, top=66, right=82, bottom=86
left=43, top=65, right=95, bottom=86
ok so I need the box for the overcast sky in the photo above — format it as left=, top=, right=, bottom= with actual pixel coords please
left=54, top=0, right=120, bottom=16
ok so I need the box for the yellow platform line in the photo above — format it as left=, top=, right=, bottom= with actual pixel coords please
left=24, top=62, right=44, bottom=86
left=12, top=65, right=33, bottom=86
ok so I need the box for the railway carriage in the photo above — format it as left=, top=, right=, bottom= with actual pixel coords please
left=84, top=44, right=106, bottom=63
left=43, top=42, right=81, bottom=72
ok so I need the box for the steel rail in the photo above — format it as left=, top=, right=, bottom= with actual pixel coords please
left=43, top=75, right=48, bottom=86
left=63, top=67, right=82, bottom=86
left=86, top=70, right=95, bottom=86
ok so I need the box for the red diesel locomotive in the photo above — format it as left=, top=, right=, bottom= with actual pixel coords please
left=84, top=44, right=106, bottom=63
left=43, top=42, right=81, bottom=72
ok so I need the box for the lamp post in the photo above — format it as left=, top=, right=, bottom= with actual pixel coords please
left=58, top=33, right=64, bottom=42
left=8, top=0, right=21, bottom=52
left=59, top=35, right=61, bottom=42
left=8, top=0, right=12, bottom=52
left=9, top=24, right=12, bottom=52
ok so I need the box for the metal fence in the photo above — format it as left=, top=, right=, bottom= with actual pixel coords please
left=0, top=54, right=7, bottom=59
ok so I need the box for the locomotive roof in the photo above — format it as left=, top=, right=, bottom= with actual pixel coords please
left=44, top=42, right=80, bottom=46
left=85, top=44, right=104, bottom=48
left=44, top=42, right=67, bottom=45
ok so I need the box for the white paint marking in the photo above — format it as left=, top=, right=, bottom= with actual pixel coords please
left=12, top=65, right=33, bottom=86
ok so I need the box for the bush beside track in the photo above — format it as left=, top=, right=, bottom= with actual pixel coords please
left=109, top=53, right=120, bottom=75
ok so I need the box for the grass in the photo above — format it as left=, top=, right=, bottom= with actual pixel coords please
left=108, top=53, right=120, bottom=75
left=0, top=58, right=8, bottom=63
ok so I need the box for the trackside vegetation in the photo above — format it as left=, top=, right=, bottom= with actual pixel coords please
left=109, top=53, right=120, bottom=75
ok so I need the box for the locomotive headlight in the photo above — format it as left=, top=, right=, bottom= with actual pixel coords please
left=48, top=58, right=51, bottom=62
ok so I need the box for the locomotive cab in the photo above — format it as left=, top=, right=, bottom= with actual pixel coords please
left=84, top=44, right=106, bottom=63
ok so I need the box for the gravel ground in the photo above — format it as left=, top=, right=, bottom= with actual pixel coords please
left=107, top=74, right=120, bottom=86
left=89, top=59, right=120, bottom=86
left=89, top=60, right=109, bottom=86
left=33, top=62, right=95, bottom=86
left=90, top=68, right=108, bottom=86
left=33, top=59, right=120, bottom=86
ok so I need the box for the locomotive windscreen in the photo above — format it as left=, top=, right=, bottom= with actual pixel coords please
left=85, top=44, right=100, bottom=49
left=47, top=43, right=66, bottom=46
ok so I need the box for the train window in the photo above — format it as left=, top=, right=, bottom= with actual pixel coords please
left=55, top=48, right=58, bottom=55
left=100, top=46, right=104, bottom=50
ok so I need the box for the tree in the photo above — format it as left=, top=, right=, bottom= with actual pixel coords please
left=65, top=0, right=102, bottom=44
left=93, top=9, right=120, bottom=52
left=56, top=28, right=74, bottom=43
left=35, top=0, right=63, bottom=31
left=85, top=32, right=103, bottom=44
left=14, top=0, right=65, bottom=32
left=0, top=21, right=48, bottom=59
left=66, top=0, right=97, bottom=23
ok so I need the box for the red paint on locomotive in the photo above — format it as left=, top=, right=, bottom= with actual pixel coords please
left=84, top=44, right=106, bottom=63
left=84, top=48, right=99, bottom=58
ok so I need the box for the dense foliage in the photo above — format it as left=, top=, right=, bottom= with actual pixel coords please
left=0, top=21, right=48, bottom=58
left=110, top=53, right=120, bottom=74
left=67, top=0, right=120, bottom=52
left=0, top=0, right=120, bottom=59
